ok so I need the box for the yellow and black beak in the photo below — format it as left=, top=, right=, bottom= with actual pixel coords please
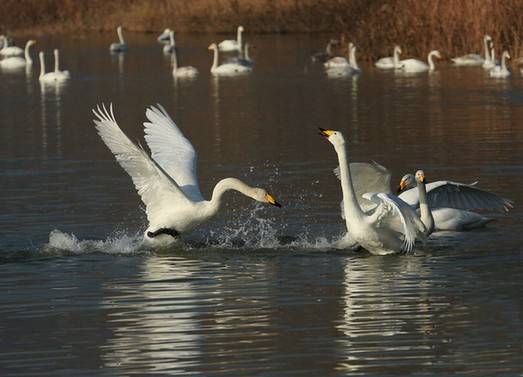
left=419, top=174, right=426, bottom=184
left=318, top=128, right=336, bottom=138
left=265, top=193, right=282, bottom=208
left=397, top=179, right=408, bottom=194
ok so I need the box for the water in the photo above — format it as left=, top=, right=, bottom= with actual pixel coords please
left=1, top=33, right=522, bottom=376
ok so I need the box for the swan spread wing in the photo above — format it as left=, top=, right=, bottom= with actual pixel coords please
left=399, top=180, right=513, bottom=212
left=93, top=104, right=191, bottom=224
left=143, top=104, right=203, bottom=202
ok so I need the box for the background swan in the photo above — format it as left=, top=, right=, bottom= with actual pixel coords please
left=312, top=39, right=337, bottom=63
left=0, top=40, right=35, bottom=69
left=375, top=45, right=402, bottom=69
left=324, top=42, right=351, bottom=69
left=489, top=50, right=511, bottom=78
left=163, top=31, right=176, bottom=54
left=218, top=26, right=244, bottom=52
left=157, top=28, right=172, bottom=44
left=225, top=43, right=253, bottom=67
left=92, top=104, right=281, bottom=246
left=399, top=50, right=441, bottom=72
left=208, top=43, right=251, bottom=76
left=319, top=128, right=426, bottom=255
left=172, top=47, right=198, bottom=78
left=53, top=49, right=70, bottom=79
left=38, top=51, right=67, bottom=83
left=0, top=36, right=23, bottom=57
left=452, top=35, right=491, bottom=66
left=349, top=44, right=361, bottom=74
left=109, top=26, right=128, bottom=53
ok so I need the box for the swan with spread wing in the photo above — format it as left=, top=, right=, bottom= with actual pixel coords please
left=92, top=104, right=281, bottom=246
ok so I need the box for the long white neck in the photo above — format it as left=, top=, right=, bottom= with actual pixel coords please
left=326, top=41, right=333, bottom=56
left=24, top=42, right=33, bottom=64
left=350, top=46, right=359, bottom=70
left=117, top=28, right=125, bottom=44
left=334, top=143, right=364, bottom=223
left=169, top=31, right=174, bottom=47
left=417, top=180, right=434, bottom=235
left=209, top=177, right=256, bottom=215
left=1, top=36, right=6, bottom=50
left=244, top=43, right=250, bottom=60
left=491, top=46, right=495, bottom=64
left=39, top=53, right=46, bottom=78
left=237, top=27, right=243, bottom=48
left=428, top=51, right=437, bottom=71
left=393, top=46, right=400, bottom=66
left=484, top=37, right=491, bottom=62
left=54, top=50, right=60, bottom=72
left=211, top=46, right=219, bottom=72
left=172, top=48, right=178, bottom=72
left=501, top=52, right=507, bottom=70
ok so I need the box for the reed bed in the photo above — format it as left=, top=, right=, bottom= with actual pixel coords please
left=2, top=0, right=523, bottom=60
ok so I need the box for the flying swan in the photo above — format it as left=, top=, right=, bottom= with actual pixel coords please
left=319, top=128, right=426, bottom=255
left=92, top=104, right=281, bottom=245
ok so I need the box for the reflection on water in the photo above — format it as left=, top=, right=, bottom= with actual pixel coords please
left=0, top=33, right=522, bottom=376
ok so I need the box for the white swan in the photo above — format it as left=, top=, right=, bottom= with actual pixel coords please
left=92, top=104, right=281, bottom=245
left=402, top=172, right=493, bottom=232
left=349, top=44, right=361, bottom=74
left=324, top=42, right=351, bottom=69
left=452, top=35, right=491, bottom=66
left=0, top=40, right=35, bottom=69
left=109, top=26, right=128, bottom=53
left=163, top=30, right=176, bottom=54
left=226, top=42, right=253, bottom=67
left=375, top=45, right=402, bottom=69
left=0, top=36, right=24, bottom=57
left=399, top=50, right=441, bottom=73
left=38, top=51, right=68, bottom=83
left=157, top=28, right=172, bottom=44
left=53, top=49, right=71, bottom=80
left=319, top=128, right=426, bottom=255
left=489, top=50, right=511, bottom=78
left=218, top=26, right=244, bottom=52
left=172, top=47, right=198, bottom=78
left=208, top=43, right=251, bottom=76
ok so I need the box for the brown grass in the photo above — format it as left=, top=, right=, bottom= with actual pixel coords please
left=2, top=0, right=523, bottom=60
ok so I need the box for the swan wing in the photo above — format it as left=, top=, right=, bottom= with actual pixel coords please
left=143, top=104, right=203, bottom=202
left=93, top=104, right=191, bottom=224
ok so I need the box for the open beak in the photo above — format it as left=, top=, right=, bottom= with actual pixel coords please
left=318, top=128, right=335, bottom=138
left=397, top=179, right=408, bottom=194
left=265, top=193, right=282, bottom=208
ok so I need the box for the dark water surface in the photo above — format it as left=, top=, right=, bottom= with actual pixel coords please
left=1, top=33, right=522, bottom=376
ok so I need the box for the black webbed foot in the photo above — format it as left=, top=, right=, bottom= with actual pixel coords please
left=147, top=228, right=180, bottom=238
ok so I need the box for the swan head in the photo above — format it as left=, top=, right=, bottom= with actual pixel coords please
left=117, top=25, right=123, bottom=32
left=503, top=51, right=511, bottom=60
left=397, top=174, right=415, bottom=193
left=318, top=128, right=345, bottom=147
left=250, top=189, right=281, bottom=207
left=238, top=25, right=245, bottom=32
left=27, top=40, right=36, bottom=47
left=208, top=43, right=218, bottom=51
left=485, top=34, right=492, bottom=43
left=394, top=45, right=402, bottom=55
left=430, top=50, right=442, bottom=59
left=415, top=170, right=427, bottom=184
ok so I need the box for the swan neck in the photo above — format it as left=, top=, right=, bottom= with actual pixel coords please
left=350, top=47, right=359, bottom=69
left=211, top=47, right=218, bottom=71
left=393, top=47, right=400, bottom=66
left=54, top=50, right=59, bottom=72
left=169, top=32, right=174, bottom=47
left=24, top=43, right=32, bottom=63
left=39, top=53, right=45, bottom=77
left=335, top=144, right=364, bottom=221
left=501, top=53, right=507, bottom=70
left=417, top=180, right=434, bottom=234
left=428, top=52, right=435, bottom=70
left=237, top=28, right=242, bottom=48
left=484, top=37, right=490, bottom=61
left=210, top=178, right=254, bottom=213
left=244, top=44, right=250, bottom=60
left=172, top=48, right=178, bottom=71
left=326, top=42, right=333, bottom=55
left=118, top=28, right=125, bottom=44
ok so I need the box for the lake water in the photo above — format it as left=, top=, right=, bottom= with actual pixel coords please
left=1, top=33, right=522, bottom=376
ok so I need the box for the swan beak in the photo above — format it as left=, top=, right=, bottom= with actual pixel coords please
left=419, top=174, right=426, bottom=183
left=397, top=179, right=408, bottom=194
left=265, top=193, right=282, bottom=208
left=318, top=128, right=335, bottom=138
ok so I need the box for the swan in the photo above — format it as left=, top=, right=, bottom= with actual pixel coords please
left=38, top=51, right=68, bottom=83
left=109, top=26, right=128, bottom=53
left=157, top=28, right=172, bottom=44
left=0, top=40, right=35, bottom=69
left=399, top=50, right=441, bottom=73
left=349, top=44, right=361, bottom=74
left=401, top=172, right=494, bottom=232
left=208, top=43, right=251, bottom=76
left=172, top=47, right=198, bottom=78
left=319, top=128, right=426, bottom=255
left=489, top=50, right=511, bottom=78
left=218, top=26, right=244, bottom=52
left=0, top=36, right=23, bottom=57
left=375, top=45, right=402, bottom=69
left=163, top=30, right=176, bottom=54
left=92, top=103, right=281, bottom=245
left=312, top=39, right=338, bottom=63
left=452, top=35, right=491, bottom=66
left=225, top=42, right=253, bottom=67
left=52, top=49, right=71, bottom=80
left=324, top=42, right=351, bottom=69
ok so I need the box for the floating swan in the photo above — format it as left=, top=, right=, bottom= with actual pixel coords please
left=163, top=30, right=176, bottom=54
left=226, top=42, right=253, bottom=67
left=109, top=26, right=128, bottom=53
left=312, top=39, right=338, bottom=63
left=0, top=36, right=23, bottom=57
left=172, top=46, right=198, bottom=78
left=349, top=44, right=361, bottom=74
left=208, top=43, right=251, bottom=76
left=375, top=45, right=402, bottom=69
left=489, top=50, right=511, bottom=78
left=401, top=172, right=493, bottom=232
left=324, top=42, right=351, bottom=69
left=483, top=43, right=496, bottom=69
left=38, top=51, right=68, bottom=83
left=319, top=129, right=426, bottom=255
left=452, top=35, right=491, bottom=66
left=53, top=49, right=70, bottom=80
left=218, top=26, right=244, bottom=52
left=157, top=28, right=172, bottom=44
left=399, top=50, right=441, bottom=72
left=92, top=104, right=281, bottom=245
left=0, top=40, right=35, bottom=69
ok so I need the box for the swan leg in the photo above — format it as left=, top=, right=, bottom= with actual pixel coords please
left=147, top=227, right=180, bottom=238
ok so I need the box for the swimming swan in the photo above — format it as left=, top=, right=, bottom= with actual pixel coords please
left=399, top=50, right=441, bottom=72
left=92, top=104, right=281, bottom=245
left=38, top=51, right=68, bottom=83
left=375, top=45, right=402, bottom=69
left=452, top=35, right=492, bottom=66
left=0, top=40, right=35, bottom=69
left=489, top=50, right=511, bottom=78
left=218, top=26, right=244, bottom=52
left=0, top=36, right=23, bottom=57
left=324, top=42, right=351, bottom=69
left=157, top=28, right=172, bottom=44
left=319, top=128, right=426, bottom=255
left=163, top=30, right=176, bottom=54
left=172, top=47, right=198, bottom=78
left=208, top=43, right=251, bottom=75
left=53, top=49, right=71, bottom=80
left=312, top=39, right=338, bottom=63
left=110, top=26, right=128, bottom=53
